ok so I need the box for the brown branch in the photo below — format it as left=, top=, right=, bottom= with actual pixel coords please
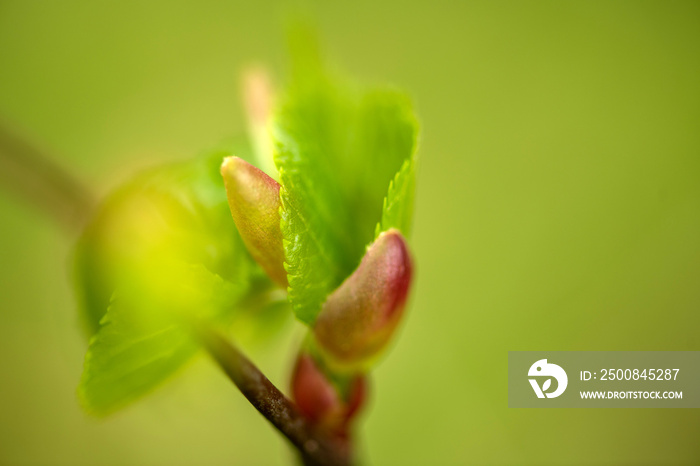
left=198, top=329, right=352, bottom=466
left=0, top=120, right=94, bottom=231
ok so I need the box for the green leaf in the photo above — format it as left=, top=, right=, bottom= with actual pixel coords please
left=78, top=264, right=241, bottom=415
left=74, top=142, right=265, bottom=334
left=375, top=158, right=416, bottom=239
left=273, top=46, right=418, bottom=324
left=74, top=142, right=272, bottom=414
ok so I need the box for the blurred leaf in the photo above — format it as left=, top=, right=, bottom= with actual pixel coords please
left=375, top=158, right=416, bottom=239
left=74, top=142, right=265, bottom=334
left=78, top=264, right=241, bottom=415
left=229, top=297, right=293, bottom=348
left=273, top=37, right=418, bottom=324
left=74, top=142, right=276, bottom=414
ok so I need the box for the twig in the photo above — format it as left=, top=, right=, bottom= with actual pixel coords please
left=198, top=329, right=352, bottom=466
left=0, top=118, right=351, bottom=465
left=0, top=120, right=94, bottom=231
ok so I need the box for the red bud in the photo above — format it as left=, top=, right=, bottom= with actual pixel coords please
left=343, top=376, right=366, bottom=423
left=292, top=353, right=341, bottom=423
left=220, top=157, right=287, bottom=287
left=313, top=229, right=412, bottom=366
left=291, top=353, right=366, bottom=431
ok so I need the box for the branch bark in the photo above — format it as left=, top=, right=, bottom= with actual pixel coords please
left=198, top=329, right=352, bottom=466
left=0, top=121, right=94, bottom=231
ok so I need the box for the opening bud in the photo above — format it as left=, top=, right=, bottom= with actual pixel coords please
left=220, top=156, right=287, bottom=287
left=291, top=352, right=366, bottom=432
left=313, top=229, right=413, bottom=367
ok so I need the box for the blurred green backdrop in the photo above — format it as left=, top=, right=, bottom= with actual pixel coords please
left=1, top=1, right=699, bottom=465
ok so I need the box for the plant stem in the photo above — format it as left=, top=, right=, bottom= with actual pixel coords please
left=198, top=328, right=352, bottom=466
left=0, top=120, right=94, bottom=231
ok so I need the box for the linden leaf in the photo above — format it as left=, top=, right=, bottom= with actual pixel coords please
left=273, top=34, right=418, bottom=324
left=78, top=264, right=241, bottom=415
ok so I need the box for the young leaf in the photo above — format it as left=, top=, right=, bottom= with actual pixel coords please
left=78, top=264, right=242, bottom=415
left=273, top=48, right=418, bottom=324
left=74, top=143, right=274, bottom=414
left=375, top=158, right=416, bottom=239
left=74, top=144, right=264, bottom=335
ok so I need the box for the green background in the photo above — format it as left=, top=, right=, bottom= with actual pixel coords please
left=1, top=1, right=699, bottom=464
